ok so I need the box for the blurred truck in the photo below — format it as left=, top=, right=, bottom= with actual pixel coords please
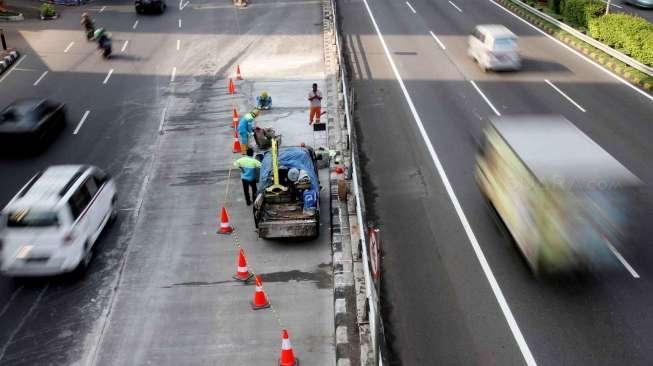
left=253, top=140, right=320, bottom=239
left=475, top=115, right=642, bottom=275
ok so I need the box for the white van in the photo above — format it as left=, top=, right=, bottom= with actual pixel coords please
left=0, top=165, right=117, bottom=277
left=468, top=24, right=521, bottom=71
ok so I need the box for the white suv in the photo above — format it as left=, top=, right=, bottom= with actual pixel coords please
left=0, top=165, right=117, bottom=277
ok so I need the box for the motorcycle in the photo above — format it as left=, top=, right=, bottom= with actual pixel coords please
left=98, top=37, right=112, bottom=59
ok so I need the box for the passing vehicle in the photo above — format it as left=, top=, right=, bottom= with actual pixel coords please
left=625, top=0, right=653, bottom=8
left=253, top=140, right=320, bottom=239
left=135, top=0, right=166, bottom=14
left=475, top=115, right=641, bottom=275
left=468, top=24, right=521, bottom=71
left=0, top=99, right=66, bottom=152
left=0, top=165, right=117, bottom=277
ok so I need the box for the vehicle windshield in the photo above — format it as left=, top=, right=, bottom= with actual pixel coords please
left=6, top=209, right=59, bottom=227
left=493, top=37, right=516, bottom=51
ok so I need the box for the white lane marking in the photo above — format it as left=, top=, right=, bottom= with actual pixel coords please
left=0, top=55, right=27, bottom=84
left=121, top=40, right=129, bottom=53
left=176, top=39, right=180, bottom=51
left=179, top=0, right=182, bottom=9
left=159, top=107, right=167, bottom=134
left=544, top=79, right=586, bottom=112
left=181, top=0, right=190, bottom=9
left=102, top=68, right=114, bottom=84
left=470, top=81, right=501, bottom=116
left=405, top=1, right=416, bottom=13
left=0, top=284, right=49, bottom=363
left=178, top=19, right=182, bottom=28
left=488, top=0, right=653, bottom=102
left=360, top=0, right=536, bottom=365
left=64, top=41, right=74, bottom=53
left=170, top=66, right=177, bottom=82
left=448, top=0, right=462, bottom=12
left=100, top=5, right=106, bottom=12
left=429, top=31, right=446, bottom=50
left=607, top=243, right=640, bottom=278
left=132, top=20, right=139, bottom=29
left=600, top=0, right=622, bottom=8
left=74, top=110, right=90, bottom=134
left=33, top=71, right=48, bottom=86
left=0, top=286, right=23, bottom=319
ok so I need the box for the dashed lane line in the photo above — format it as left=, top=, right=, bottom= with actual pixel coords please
left=132, top=20, right=139, bottom=29
left=64, top=41, right=74, bottom=53
left=103, top=68, right=114, bottom=84
left=121, top=40, right=129, bottom=53
left=170, top=66, right=177, bottom=82
left=74, top=110, right=90, bottom=134
left=33, top=71, right=48, bottom=86
left=449, top=0, right=463, bottom=12
left=544, top=79, right=586, bottom=112
left=470, top=80, right=501, bottom=116
left=405, top=1, right=416, bottom=13
left=429, top=31, right=446, bottom=50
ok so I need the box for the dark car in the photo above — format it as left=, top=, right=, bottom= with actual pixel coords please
left=0, top=99, right=66, bottom=152
left=135, top=0, right=166, bottom=14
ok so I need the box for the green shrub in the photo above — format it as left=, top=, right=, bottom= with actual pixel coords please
left=558, top=0, right=605, bottom=28
left=588, top=13, right=653, bottom=66
left=562, top=0, right=587, bottom=28
left=548, top=0, right=562, bottom=14
left=40, top=3, right=56, bottom=18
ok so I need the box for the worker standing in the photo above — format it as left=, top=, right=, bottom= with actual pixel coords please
left=238, top=112, right=255, bottom=154
left=233, top=148, right=262, bottom=205
left=307, top=83, right=323, bottom=125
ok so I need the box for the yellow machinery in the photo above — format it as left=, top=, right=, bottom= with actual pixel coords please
left=265, top=138, right=288, bottom=195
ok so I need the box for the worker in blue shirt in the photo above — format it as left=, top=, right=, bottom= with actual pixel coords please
left=234, top=148, right=262, bottom=205
left=237, top=112, right=255, bottom=154
left=256, top=91, right=272, bottom=110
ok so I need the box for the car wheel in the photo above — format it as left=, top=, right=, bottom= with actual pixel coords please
left=74, top=242, right=93, bottom=277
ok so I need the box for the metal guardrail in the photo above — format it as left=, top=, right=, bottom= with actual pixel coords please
left=329, top=0, right=384, bottom=364
left=509, top=0, right=653, bottom=77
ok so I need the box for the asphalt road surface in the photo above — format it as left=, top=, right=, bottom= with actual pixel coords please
left=0, top=0, right=332, bottom=364
left=340, top=0, right=653, bottom=364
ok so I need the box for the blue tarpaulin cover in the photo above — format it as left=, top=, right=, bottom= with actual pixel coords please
left=258, top=147, right=319, bottom=191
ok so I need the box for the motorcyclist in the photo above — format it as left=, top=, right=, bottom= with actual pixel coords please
left=93, top=28, right=112, bottom=58
left=81, top=13, right=95, bottom=40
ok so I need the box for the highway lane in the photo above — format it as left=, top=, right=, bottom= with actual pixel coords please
left=341, top=0, right=653, bottom=364
left=0, top=2, right=189, bottom=364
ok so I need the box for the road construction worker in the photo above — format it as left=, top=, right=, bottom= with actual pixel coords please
left=256, top=91, right=272, bottom=110
left=238, top=112, right=255, bottom=154
left=307, top=83, right=323, bottom=125
left=233, top=147, right=261, bottom=205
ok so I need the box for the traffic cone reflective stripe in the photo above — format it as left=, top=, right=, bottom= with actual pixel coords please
left=279, top=329, right=298, bottom=366
left=236, top=65, right=243, bottom=80
left=233, top=248, right=253, bottom=282
left=251, top=275, right=270, bottom=310
left=218, top=206, right=234, bottom=234
left=232, top=106, right=239, bottom=128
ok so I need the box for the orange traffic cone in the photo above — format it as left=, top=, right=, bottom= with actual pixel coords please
left=279, top=329, right=298, bottom=366
left=232, top=106, right=239, bottom=128
left=236, top=65, right=243, bottom=80
left=232, top=137, right=242, bottom=154
left=233, top=248, right=253, bottom=282
left=217, top=206, right=234, bottom=234
left=251, top=275, right=270, bottom=310
left=228, top=78, right=235, bottom=94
